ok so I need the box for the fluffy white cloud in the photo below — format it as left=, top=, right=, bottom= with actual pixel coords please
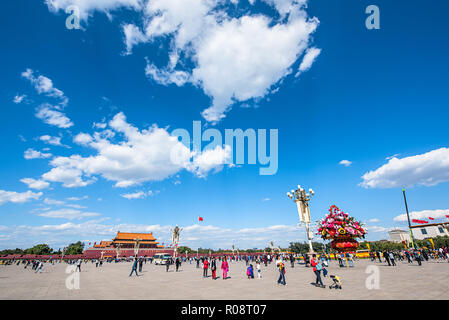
left=24, top=148, right=52, bottom=159
left=13, top=94, right=26, bottom=104
left=0, top=190, right=43, bottom=205
left=73, top=132, right=93, bottom=145
left=36, top=104, right=73, bottom=128
left=296, top=47, right=321, bottom=75
left=394, top=209, right=449, bottom=222
left=361, top=147, right=449, bottom=188
left=339, top=159, right=352, bottom=167
left=368, top=218, right=379, bottom=223
left=20, top=178, right=50, bottom=190
left=120, top=190, right=153, bottom=199
left=43, top=198, right=66, bottom=206
left=188, top=145, right=231, bottom=178
left=37, top=208, right=100, bottom=220
left=48, top=0, right=320, bottom=122
left=39, top=135, right=66, bottom=147
left=40, top=112, right=231, bottom=188
left=66, top=196, right=88, bottom=201
left=21, top=69, right=68, bottom=107
left=45, top=0, right=142, bottom=22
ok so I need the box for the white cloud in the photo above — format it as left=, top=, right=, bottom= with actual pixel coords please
left=39, top=135, right=64, bottom=147
left=394, top=209, right=449, bottom=222
left=339, top=160, right=352, bottom=167
left=36, top=104, right=73, bottom=128
left=368, top=218, right=379, bottom=223
left=262, top=198, right=271, bottom=202
left=188, top=145, right=232, bottom=178
left=20, top=178, right=50, bottom=190
left=0, top=190, right=42, bottom=206
left=39, top=112, right=231, bottom=188
left=21, top=68, right=68, bottom=107
left=66, top=196, right=88, bottom=201
left=120, top=190, right=154, bottom=199
left=13, top=94, right=26, bottom=104
left=45, top=0, right=143, bottom=23
left=361, top=147, right=449, bottom=188
left=365, top=225, right=388, bottom=233
left=43, top=198, right=66, bottom=206
left=24, top=148, right=52, bottom=159
left=73, top=132, right=93, bottom=145
left=37, top=208, right=100, bottom=220
left=66, top=0, right=319, bottom=122
left=296, top=47, right=321, bottom=76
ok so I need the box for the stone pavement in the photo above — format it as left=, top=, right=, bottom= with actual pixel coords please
left=0, top=258, right=448, bottom=299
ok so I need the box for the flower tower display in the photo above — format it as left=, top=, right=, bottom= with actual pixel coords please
left=317, top=205, right=367, bottom=252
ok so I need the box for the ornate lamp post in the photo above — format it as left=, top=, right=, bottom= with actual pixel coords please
left=133, top=238, right=142, bottom=257
left=115, top=243, right=122, bottom=260
left=287, top=185, right=315, bottom=254
left=171, top=225, right=182, bottom=259
left=270, top=241, right=275, bottom=255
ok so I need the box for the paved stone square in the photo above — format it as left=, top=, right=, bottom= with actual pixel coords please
left=0, top=258, right=448, bottom=299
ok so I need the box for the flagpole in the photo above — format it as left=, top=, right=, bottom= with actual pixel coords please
left=402, top=188, right=415, bottom=249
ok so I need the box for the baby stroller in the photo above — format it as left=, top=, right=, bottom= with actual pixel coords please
left=329, top=275, right=342, bottom=289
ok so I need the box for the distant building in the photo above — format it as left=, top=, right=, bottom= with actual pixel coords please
left=388, top=229, right=411, bottom=243
left=389, top=223, right=449, bottom=243
left=410, top=223, right=449, bottom=240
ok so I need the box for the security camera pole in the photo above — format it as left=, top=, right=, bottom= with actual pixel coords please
left=287, top=185, right=315, bottom=254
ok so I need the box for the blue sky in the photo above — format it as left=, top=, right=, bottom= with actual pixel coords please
left=1, top=0, right=449, bottom=250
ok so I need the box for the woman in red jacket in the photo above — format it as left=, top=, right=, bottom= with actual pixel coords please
left=203, top=258, right=209, bottom=278
left=311, top=254, right=325, bottom=288
left=221, top=257, right=229, bottom=279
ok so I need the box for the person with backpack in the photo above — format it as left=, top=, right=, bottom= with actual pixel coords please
left=276, top=260, right=286, bottom=285
left=311, top=254, right=325, bottom=288
left=246, top=264, right=254, bottom=279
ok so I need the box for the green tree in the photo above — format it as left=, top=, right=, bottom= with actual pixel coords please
left=26, top=244, right=53, bottom=255
left=65, top=241, right=85, bottom=255
left=176, top=246, right=192, bottom=254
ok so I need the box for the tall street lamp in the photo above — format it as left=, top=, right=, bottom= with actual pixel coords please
left=287, top=185, right=315, bottom=254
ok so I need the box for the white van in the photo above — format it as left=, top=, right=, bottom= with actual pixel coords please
left=153, top=253, right=172, bottom=265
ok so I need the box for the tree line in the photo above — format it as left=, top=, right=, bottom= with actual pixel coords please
left=0, top=241, right=85, bottom=256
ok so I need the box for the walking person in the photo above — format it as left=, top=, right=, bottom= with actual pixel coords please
left=210, top=257, right=217, bottom=279
left=129, top=257, right=139, bottom=277
left=175, top=257, right=181, bottom=272
left=203, top=258, right=209, bottom=278
left=76, top=259, right=82, bottom=272
left=276, top=259, right=286, bottom=285
left=138, top=257, right=143, bottom=272
left=256, top=260, right=262, bottom=279
left=383, top=251, right=391, bottom=266
left=311, top=254, right=325, bottom=288
left=166, top=258, right=171, bottom=272
left=35, top=261, right=43, bottom=273
left=221, top=257, right=229, bottom=280
left=389, top=252, right=396, bottom=266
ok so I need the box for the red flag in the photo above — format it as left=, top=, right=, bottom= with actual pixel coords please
left=446, top=215, right=449, bottom=218
left=428, top=217, right=434, bottom=220
left=198, top=216, right=203, bottom=222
